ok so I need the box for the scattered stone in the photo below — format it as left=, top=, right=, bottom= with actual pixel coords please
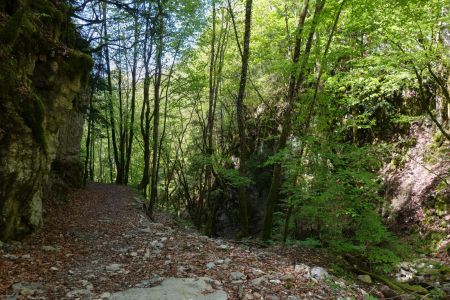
left=206, top=262, right=216, bottom=269
left=224, top=258, right=232, bottom=264
left=3, top=254, right=18, bottom=260
left=50, top=267, right=59, bottom=271
left=265, top=295, right=279, bottom=300
left=269, top=279, right=281, bottom=284
left=257, top=252, right=267, bottom=259
left=230, top=271, right=246, bottom=281
left=148, top=275, right=164, bottom=285
left=280, top=273, right=295, bottom=281
left=217, top=244, right=229, bottom=250
left=130, top=251, right=138, bottom=257
left=215, top=259, right=224, bottom=265
left=12, top=282, right=44, bottom=296
left=66, top=289, right=91, bottom=298
left=251, top=268, right=264, bottom=276
left=21, top=254, right=31, bottom=259
left=251, top=276, right=269, bottom=286
left=110, top=277, right=228, bottom=300
left=80, top=280, right=94, bottom=290
left=379, top=285, right=398, bottom=299
left=177, top=265, right=189, bottom=273
left=395, top=268, right=414, bottom=283
left=99, top=292, right=111, bottom=299
left=150, top=222, right=165, bottom=228
left=357, top=275, right=372, bottom=284
left=105, top=263, right=122, bottom=272
left=243, top=292, right=254, bottom=300
left=41, top=245, right=58, bottom=252
left=310, top=267, right=329, bottom=280
left=294, top=263, right=310, bottom=276
left=149, top=240, right=164, bottom=249
left=144, top=248, right=151, bottom=259
left=238, top=285, right=244, bottom=298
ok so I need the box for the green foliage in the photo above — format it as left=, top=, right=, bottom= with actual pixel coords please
left=294, top=238, right=321, bottom=248
left=281, top=141, right=404, bottom=271
left=217, top=167, right=253, bottom=188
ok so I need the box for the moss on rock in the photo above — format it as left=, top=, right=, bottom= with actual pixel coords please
left=0, top=0, right=92, bottom=241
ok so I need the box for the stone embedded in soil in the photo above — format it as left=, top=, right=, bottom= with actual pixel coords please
left=66, top=289, right=92, bottom=298
left=251, top=276, right=269, bottom=286
left=294, top=263, right=310, bottom=275
left=217, top=244, right=230, bottom=250
left=310, top=267, right=329, bottom=280
left=41, top=245, right=58, bottom=252
left=280, top=273, right=295, bottom=281
left=230, top=271, right=246, bottom=281
left=149, top=240, right=164, bottom=249
left=357, top=275, right=372, bottom=284
left=110, top=277, right=228, bottom=300
left=105, top=263, right=122, bottom=272
left=12, top=282, right=45, bottom=296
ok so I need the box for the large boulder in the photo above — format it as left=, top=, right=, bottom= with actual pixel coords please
left=0, top=0, right=92, bottom=240
left=110, top=277, right=228, bottom=300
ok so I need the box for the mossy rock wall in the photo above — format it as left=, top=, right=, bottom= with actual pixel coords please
left=0, top=0, right=92, bottom=240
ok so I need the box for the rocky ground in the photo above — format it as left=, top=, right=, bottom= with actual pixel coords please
left=0, top=183, right=398, bottom=299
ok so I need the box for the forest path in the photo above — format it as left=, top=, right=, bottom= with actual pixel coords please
left=0, top=183, right=367, bottom=299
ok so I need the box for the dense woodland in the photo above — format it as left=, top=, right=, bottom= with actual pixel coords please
left=77, top=0, right=449, bottom=258
left=0, top=0, right=449, bottom=298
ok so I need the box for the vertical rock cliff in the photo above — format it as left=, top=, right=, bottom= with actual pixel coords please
left=0, top=0, right=92, bottom=240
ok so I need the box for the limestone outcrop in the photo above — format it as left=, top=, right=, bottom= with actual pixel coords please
left=382, top=122, right=450, bottom=252
left=0, top=0, right=92, bottom=240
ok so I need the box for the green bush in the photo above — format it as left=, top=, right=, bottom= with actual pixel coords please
left=281, top=141, right=405, bottom=272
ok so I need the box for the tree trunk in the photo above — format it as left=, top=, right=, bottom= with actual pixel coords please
left=262, top=0, right=326, bottom=240
left=139, top=2, right=154, bottom=194
left=147, top=0, right=164, bottom=218
left=236, top=0, right=253, bottom=237
left=124, top=2, right=139, bottom=185
left=102, top=0, right=119, bottom=181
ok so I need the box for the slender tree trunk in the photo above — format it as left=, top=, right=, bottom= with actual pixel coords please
left=281, top=1, right=345, bottom=242
left=105, top=101, right=113, bottom=182
left=98, top=133, right=103, bottom=181
left=204, top=0, right=217, bottom=235
left=139, top=2, right=154, bottom=194
left=90, top=128, right=95, bottom=180
left=117, top=44, right=125, bottom=184
left=102, top=0, right=119, bottom=180
left=262, top=0, right=326, bottom=240
left=83, top=86, right=94, bottom=185
left=148, top=0, right=164, bottom=218
left=124, top=4, right=139, bottom=185
left=236, top=0, right=253, bottom=237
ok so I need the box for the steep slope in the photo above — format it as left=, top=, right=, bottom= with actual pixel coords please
left=382, top=121, right=450, bottom=253
left=0, top=0, right=92, bottom=240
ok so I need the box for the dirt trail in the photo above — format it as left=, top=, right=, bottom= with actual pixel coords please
left=0, top=183, right=367, bottom=299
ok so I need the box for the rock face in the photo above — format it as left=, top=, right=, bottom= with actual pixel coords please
left=44, top=88, right=90, bottom=201
left=382, top=122, right=450, bottom=251
left=0, top=0, right=92, bottom=240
